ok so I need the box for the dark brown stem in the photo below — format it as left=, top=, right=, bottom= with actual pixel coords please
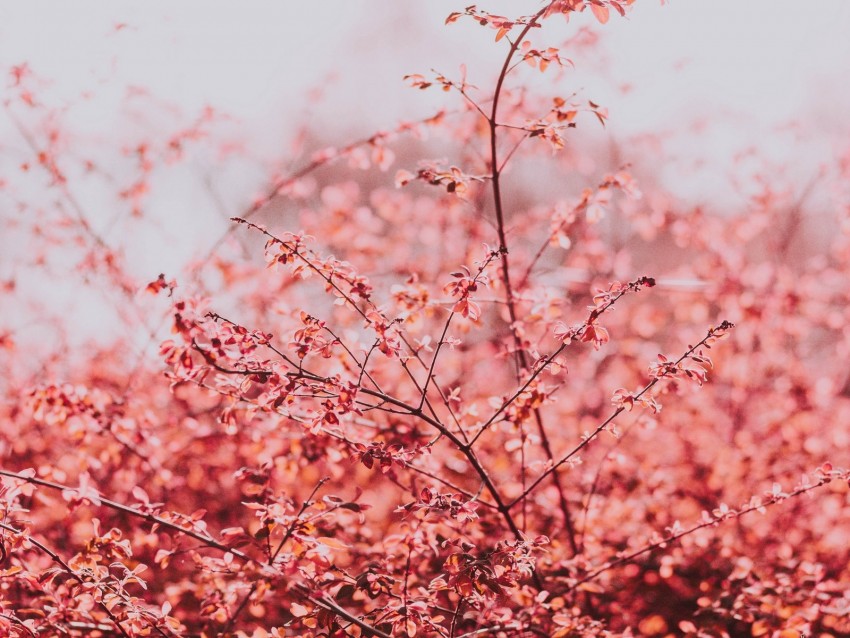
left=0, top=521, right=139, bottom=638
left=222, top=478, right=329, bottom=634
left=510, top=321, right=733, bottom=508
left=187, top=330, right=529, bottom=549
left=0, top=470, right=393, bottom=638
left=565, top=473, right=842, bottom=593
left=419, top=251, right=499, bottom=416
left=488, top=15, right=543, bottom=359
left=485, top=8, right=580, bottom=556
left=0, top=468, right=264, bottom=569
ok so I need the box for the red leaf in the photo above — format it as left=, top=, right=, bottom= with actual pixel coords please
left=590, top=3, right=610, bottom=23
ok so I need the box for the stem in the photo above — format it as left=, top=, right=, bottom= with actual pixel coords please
left=0, top=470, right=392, bottom=638
left=0, top=468, right=266, bottom=570
left=0, top=521, right=138, bottom=638
left=488, top=15, right=543, bottom=363
left=485, top=8, right=580, bottom=556
left=509, top=321, right=732, bottom=508
left=222, top=478, right=329, bottom=634
left=419, top=251, right=498, bottom=414
left=565, top=473, right=844, bottom=592
left=183, top=328, right=530, bottom=548
left=470, top=278, right=651, bottom=448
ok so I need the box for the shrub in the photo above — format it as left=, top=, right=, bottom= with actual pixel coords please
left=2, top=3, right=849, bottom=637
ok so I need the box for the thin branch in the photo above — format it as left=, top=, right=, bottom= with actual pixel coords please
left=0, top=521, right=138, bottom=638
left=509, top=321, right=734, bottom=509
left=197, top=109, right=455, bottom=269
left=0, top=468, right=273, bottom=574
left=486, top=6, right=581, bottom=556
left=565, top=469, right=848, bottom=592
left=222, top=477, right=329, bottom=634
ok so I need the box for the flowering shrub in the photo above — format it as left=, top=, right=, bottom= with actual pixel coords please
left=2, top=2, right=850, bottom=637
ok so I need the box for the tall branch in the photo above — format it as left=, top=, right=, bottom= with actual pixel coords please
left=484, top=7, right=581, bottom=555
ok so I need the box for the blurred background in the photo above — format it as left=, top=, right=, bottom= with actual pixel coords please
left=2, top=0, right=850, bottom=359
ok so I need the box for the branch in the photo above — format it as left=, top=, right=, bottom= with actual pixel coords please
left=0, top=521, right=139, bottom=638
left=509, top=320, right=734, bottom=509
left=565, top=465, right=849, bottom=592
left=485, top=6, right=578, bottom=554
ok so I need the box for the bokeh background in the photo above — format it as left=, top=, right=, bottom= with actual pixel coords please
left=3, top=0, right=850, bottom=361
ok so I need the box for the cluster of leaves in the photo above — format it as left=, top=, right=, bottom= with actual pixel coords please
left=2, top=2, right=850, bottom=637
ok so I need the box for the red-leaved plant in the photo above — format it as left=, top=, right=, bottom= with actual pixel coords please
left=2, top=2, right=850, bottom=637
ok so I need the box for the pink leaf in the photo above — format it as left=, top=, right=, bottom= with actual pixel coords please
left=590, top=3, right=610, bottom=24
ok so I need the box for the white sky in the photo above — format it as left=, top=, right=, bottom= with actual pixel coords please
left=3, top=1, right=849, bottom=149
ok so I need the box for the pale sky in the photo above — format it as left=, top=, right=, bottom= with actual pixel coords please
left=3, top=1, right=849, bottom=150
